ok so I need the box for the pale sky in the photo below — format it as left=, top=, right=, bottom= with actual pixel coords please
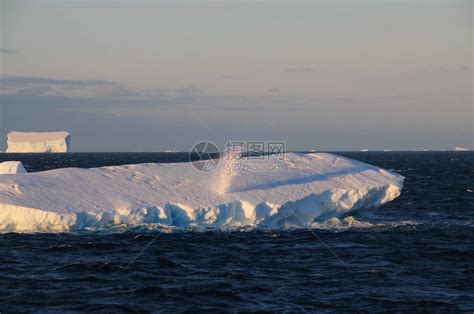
left=0, top=0, right=472, bottom=151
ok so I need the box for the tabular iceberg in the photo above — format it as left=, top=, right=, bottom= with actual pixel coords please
left=0, top=161, right=27, bottom=174
left=6, top=131, right=71, bottom=153
left=0, top=153, right=404, bottom=232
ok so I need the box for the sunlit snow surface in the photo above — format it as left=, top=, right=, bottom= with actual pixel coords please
left=0, top=153, right=403, bottom=232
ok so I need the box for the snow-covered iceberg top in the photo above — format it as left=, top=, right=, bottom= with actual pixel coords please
left=6, top=131, right=71, bottom=153
left=0, top=153, right=404, bottom=232
left=0, top=161, right=27, bottom=174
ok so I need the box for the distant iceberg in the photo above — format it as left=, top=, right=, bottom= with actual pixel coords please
left=0, top=153, right=404, bottom=232
left=0, top=161, right=27, bottom=174
left=6, top=131, right=71, bottom=153
left=455, top=146, right=471, bottom=151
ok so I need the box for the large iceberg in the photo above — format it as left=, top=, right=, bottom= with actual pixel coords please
left=6, top=131, right=71, bottom=153
left=0, top=153, right=404, bottom=232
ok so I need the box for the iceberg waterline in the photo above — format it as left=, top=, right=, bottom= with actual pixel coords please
left=0, top=153, right=404, bottom=232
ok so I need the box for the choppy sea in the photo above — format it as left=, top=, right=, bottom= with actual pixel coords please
left=0, top=152, right=473, bottom=311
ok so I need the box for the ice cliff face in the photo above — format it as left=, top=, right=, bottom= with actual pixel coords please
left=6, top=131, right=71, bottom=153
left=0, top=153, right=404, bottom=232
left=0, top=161, right=27, bottom=174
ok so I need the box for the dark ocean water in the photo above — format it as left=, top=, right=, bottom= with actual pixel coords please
left=0, top=152, right=473, bottom=312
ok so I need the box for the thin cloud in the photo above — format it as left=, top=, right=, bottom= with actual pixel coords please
left=0, top=75, right=114, bottom=87
left=417, top=65, right=472, bottom=73
left=285, top=67, right=316, bottom=73
left=92, top=84, right=139, bottom=98
left=268, top=88, right=280, bottom=94
left=219, top=74, right=233, bottom=79
left=0, top=75, right=132, bottom=98
left=0, top=74, right=204, bottom=102
left=144, top=85, right=201, bottom=101
left=15, top=86, right=53, bottom=96
left=0, top=48, right=17, bottom=54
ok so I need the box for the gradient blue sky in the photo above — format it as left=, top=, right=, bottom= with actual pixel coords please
left=0, top=0, right=472, bottom=151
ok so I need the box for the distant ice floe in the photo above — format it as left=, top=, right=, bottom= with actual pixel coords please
left=0, top=161, right=27, bottom=174
left=6, top=131, right=71, bottom=153
left=0, top=153, right=404, bottom=232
